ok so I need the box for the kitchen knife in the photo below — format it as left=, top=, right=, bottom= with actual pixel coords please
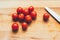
left=45, top=7, right=60, bottom=23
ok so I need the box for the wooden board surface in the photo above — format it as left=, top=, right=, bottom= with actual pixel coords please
left=0, top=1, right=60, bottom=8
left=0, top=7, right=60, bottom=40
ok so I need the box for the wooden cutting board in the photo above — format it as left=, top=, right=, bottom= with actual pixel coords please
left=0, top=7, right=60, bottom=40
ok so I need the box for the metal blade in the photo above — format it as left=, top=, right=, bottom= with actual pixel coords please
left=45, top=7, right=60, bottom=23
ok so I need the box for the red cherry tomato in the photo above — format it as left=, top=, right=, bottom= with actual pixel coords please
left=23, top=9, right=29, bottom=15
left=25, top=15, right=32, bottom=23
left=17, top=7, right=23, bottom=14
left=22, top=8, right=25, bottom=13
left=30, top=11, right=37, bottom=19
left=43, top=13, right=49, bottom=21
left=22, top=22, right=28, bottom=31
left=28, top=6, right=34, bottom=13
left=12, top=23, right=19, bottom=32
left=18, top=13, right=25, bottom=20
left=12, top=13, right=18, bottom=21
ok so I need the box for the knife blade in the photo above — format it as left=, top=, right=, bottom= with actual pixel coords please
left=45, top=7, right=60, bottom=23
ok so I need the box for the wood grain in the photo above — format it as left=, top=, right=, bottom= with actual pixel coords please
left=0, top=1, right=60, bottom=8
left=0, top=7, right=60, bottom=40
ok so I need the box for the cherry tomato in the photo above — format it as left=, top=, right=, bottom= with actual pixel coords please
left=22, top=8, right=25, bottom=13
left=25, top=15, right=32, bottom=23
left=28, top=6, right=34, bottom=13
left=18, top=13, right=25, bottom=21
left=30, top=11, right=37, bottom=19
left=12, top=23, right=19, bottom=32
left=23, top=9, right=29, bottom=15
left=12, top=13, right=18, bottom=21
left=43, top=13, right=49, bottom=21
left=17, top=7, right=23, bottom=14
left=22, top=22, right=28, bottom=31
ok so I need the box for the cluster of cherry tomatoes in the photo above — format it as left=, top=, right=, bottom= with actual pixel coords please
left=12, top=6, right=37, bottom=32
left=12, top=6, right=50, bottom=33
